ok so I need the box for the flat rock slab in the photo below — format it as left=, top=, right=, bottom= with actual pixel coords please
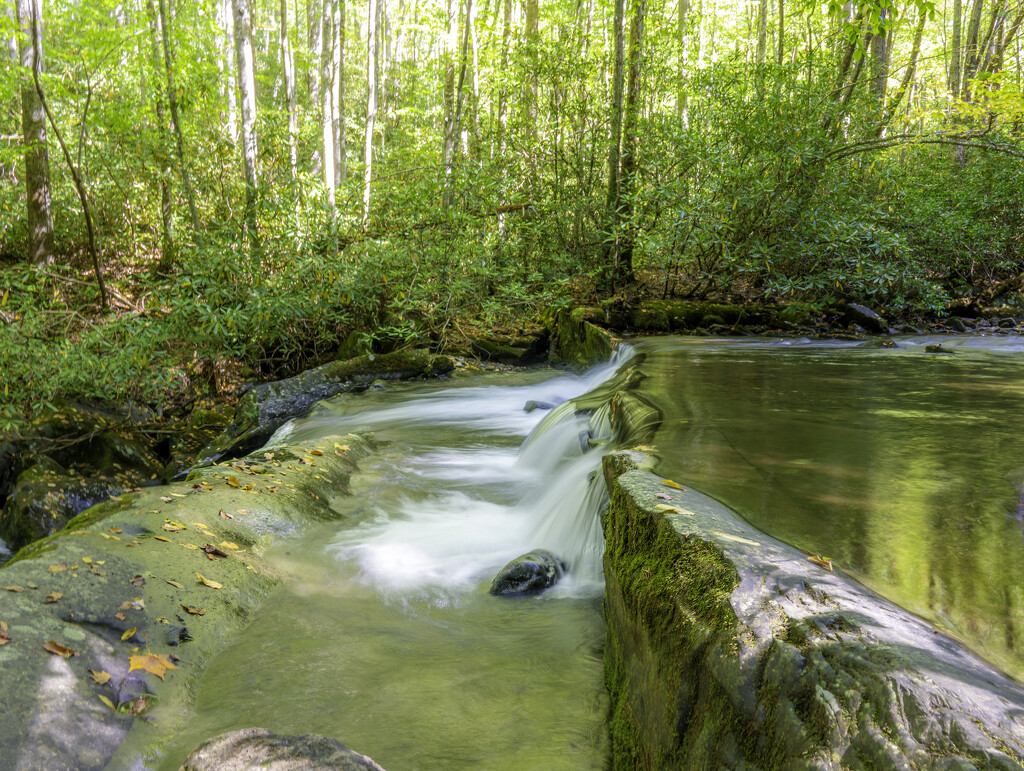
left=181, top=727, right=386, bottom=770
left=603, top=453, right=1024, bottom=769
left=0, top=436, right=373, bottom=770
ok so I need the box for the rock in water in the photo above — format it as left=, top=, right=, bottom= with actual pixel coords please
left=182, top=728, right=387, bottom=770
left=524, top=400, right=557, bottom=413
left=489, top=550, right=565, bottom=596
left=842, top=303, right=889, bottom=334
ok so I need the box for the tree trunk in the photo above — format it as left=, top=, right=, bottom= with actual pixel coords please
left=15, top=0, right=54, bottom=265
left=232, top=0, right=260, bottom=254
left=27, top=3, right=107, bottom=308
left=677, top=0, right=688, bottom=127
left=363, top=0, right=378, bottom=228
left=616, top=0, right=645, bottom=284
left=950, top=0, right=962, bottom=96
left=158, top=0, right=201, bottom=242
left=497, top=0, right=512, bottom=156
left=145, top=0, right=175, bottom=269
left=776, top=0, right=784, bottom=65
left=332, top=0, right=344, bottom=187
left=870, top=7, right=888, bottom=101
left=604, top=0, right=626, bottom=285
left=442, top=0, right=458, bottom=183
left=320, top=0, right=335, bottom=202
left=217, top=0, right=238, bottom=141
left=337, top=0, right=347, bottom=184
left=281, top=0, right=298, bottom=181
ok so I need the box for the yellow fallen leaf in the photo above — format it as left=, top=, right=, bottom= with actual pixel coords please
left=43, top=640, right=77, bottom=658
left=653, top=503, right=694, bottom=516
left=220, top=542, right=240, bottom=550
left=0, top=622, right=10, bottom=646
left=3, top=585, right=25, bottom=593
left=121, top=628, right=137, bottom=641
left=108, top=527, right=122, bottom=534
left=309, top=449, right=324, bottom=456
left=45, top=592, right=62, bottom=603
left=807, top=555, right=833, bottom=572
left=195, top=573, right=223, bottom=589
left=89, top=669, right=112, bottom=685
left=98, top=694, right=116, bottom=711
left=170, top=493, right=187, bottom=498
left=128, top=652, right=178, bottom=680
left=713, top=531, right=760, bottom=547
left=226, top=476, right=241, bottom=488
left=101, top=534, right=121, bottom=540
left=179, top=543, right=199, bottom=550
left=165, top=579, right=184, bottom=589
left=82, top=557, right=93, bottom=564
left=154, top=536, right=172, bottom=543
left=181, top=604, right=206, bottom=616
left=334, top=443, right=349, bottom=451
left=47, top=563, right=67, bottom=573
left=660, top=479, right=687, bottom=490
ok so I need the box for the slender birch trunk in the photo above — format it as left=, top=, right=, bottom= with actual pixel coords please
left=281, top=0, right=298, bottom=181
left=363, top=0, right=378, bottom=228
left=232, top=0, right=260, bottom=253
left=145, top=0, right=174, bottom=268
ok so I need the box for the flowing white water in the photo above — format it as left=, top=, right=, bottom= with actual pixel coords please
left=270, top=348, right=633, bottom=600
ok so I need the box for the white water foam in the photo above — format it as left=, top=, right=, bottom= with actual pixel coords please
left=325, top=347, right=634, bottom=599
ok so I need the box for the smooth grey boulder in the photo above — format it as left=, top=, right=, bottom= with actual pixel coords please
left=842, top=302, right=889, bottom=334
left=181, top=728, right=386, bottom=770
left=489, top=549, right=565, bottom=596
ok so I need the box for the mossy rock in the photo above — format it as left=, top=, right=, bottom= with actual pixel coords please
left=776, top=303, right=814, bottom=327
left=646, top=301, right=764, bottom=331
left=197, top=350, right=454, bottom=465
left=0, top=458, right=139, bottom=550
left=468, top=330, right=549, bottom=365
left=544, top=308, right=613, bottom=370
left=0, top=436, right=374, bottom=768
left=601, top=456, right=1024, bottom=769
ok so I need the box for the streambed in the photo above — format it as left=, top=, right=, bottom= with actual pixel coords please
left=149, top=363, right=624, bottom=770
left=131, top=333, right=1024, bottom=767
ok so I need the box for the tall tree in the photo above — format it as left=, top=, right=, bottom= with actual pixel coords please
left=232, top=0, right=260, bottom=251
left=363, top=0, right=378, bottom=227
left=281, top=0, right=298, bottom=181
left=15, top=0, right=53, bottom=264
left=321, top=0, right=335, bottom=202
left=144, top=0, right=174, bottom=268
left=157, top=0, right=201, bottom=242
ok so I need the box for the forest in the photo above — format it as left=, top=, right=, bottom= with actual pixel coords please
left=1, top=0, right=1022, bottom=426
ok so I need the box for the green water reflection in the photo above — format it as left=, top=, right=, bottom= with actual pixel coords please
left=636, top=336, right=1024, bottom=680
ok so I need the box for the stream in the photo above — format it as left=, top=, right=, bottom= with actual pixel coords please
left=140, top=333, right=1024, bottom=768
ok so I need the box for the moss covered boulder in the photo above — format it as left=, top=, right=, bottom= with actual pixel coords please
left=544, top=308, right=613, bottom=370
left=0, top=435, right=374, bottom=769
left=601, top=452, right=1024, bottom=769
left=197, top=350, right=453, bottom=465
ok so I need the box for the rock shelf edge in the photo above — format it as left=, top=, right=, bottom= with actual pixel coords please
left=601, top=449, right=1024, bottom=770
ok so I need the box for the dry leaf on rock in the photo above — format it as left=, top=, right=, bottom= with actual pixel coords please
left=807, top=555, right=833, bottom=572
left=165, top=579, right=184, bottom=589
left=43, top=640, right=77, bottom=658
left=219, top=509, right=234, bottom=519
left=0, top=622, right=10, bottom=646
left=154, top=536, right=172, bottom=543
left=89, top=669, right=112, bottom=685
left=128, top=652, right=178, bottom=680
left=44, top=592, right=62, bottom=603
left=130, top=575, right=146, bottom=587
left=98, top=694, right=117, bottom=711
left=47, top=563, right=67, bottom=573
left=3, top=585, right=24, bottom=593
left=195, top=573, right=223, bottom=589
left=181, top=605, right=205, bottom=616
left=660, top=479, right=687, bottom=490
left=121, top=627, right=137, bottom=642
left=226, top=476, right=241, bottom=488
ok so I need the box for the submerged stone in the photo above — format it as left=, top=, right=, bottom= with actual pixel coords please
left=524, top=400, right=557, bottom=413
left=925, top=343, right=955, bottom=354
left=182, top=728, right=386, bottom=770
left=489, top=549, right=566, bottom=596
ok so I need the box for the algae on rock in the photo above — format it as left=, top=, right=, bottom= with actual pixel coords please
left=600, top=452, right=1024, bottom=769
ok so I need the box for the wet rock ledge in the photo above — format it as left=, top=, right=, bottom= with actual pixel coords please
left=0, top=435, right=376, bottom=770
left=601, top=450, right=1024, bottom=769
